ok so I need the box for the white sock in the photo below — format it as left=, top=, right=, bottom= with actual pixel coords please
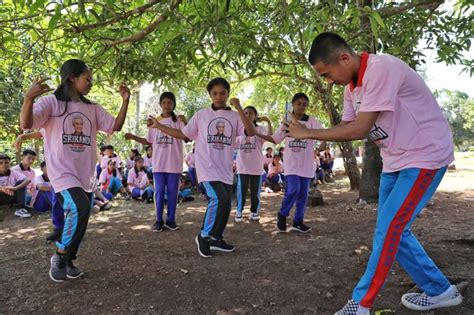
left=356, top=306, right=370, bottom=315
left=428, top=285, right=457, bottom=303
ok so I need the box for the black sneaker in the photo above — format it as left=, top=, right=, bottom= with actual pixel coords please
left=277, top=213, right=287, bottom=232
left=195, top=234, right=212, bottom=258
left=49, top=253, right=67, bottom=282
left=210, top=239, right=235, bottom=252
left=45, top=228, right=62, bottom=244
left=292, top=221, right=312, bottom=233
left=164, top=221, right=180, bottom=231
left=146, top=197, right=153, bottom=204
left=66, top=260, right=84, bottom=279
left=152, top=221, right=164, bottom=232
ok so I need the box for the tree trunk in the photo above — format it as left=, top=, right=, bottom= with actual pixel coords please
left=359, top=139, right=383, bottom=203
left=319, top=87, right=361, bottom=190
left=357, top=0, right=383, bottom=202
left=338, top=141, right=360, bottom=190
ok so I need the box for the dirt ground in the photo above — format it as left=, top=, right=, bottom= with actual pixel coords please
left=1, top=170, right=473, bottom=314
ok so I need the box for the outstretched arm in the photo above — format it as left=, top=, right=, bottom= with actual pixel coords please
left=283, top=112, right=379, bottom=141
left=147, top=116, right=187, bottom=140
left=124, top=133, right=151, bottom=145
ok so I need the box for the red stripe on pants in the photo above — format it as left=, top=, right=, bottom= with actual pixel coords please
left=360, top=169, right=436, bottom=307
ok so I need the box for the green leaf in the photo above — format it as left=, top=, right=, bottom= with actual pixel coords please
left=48, top=6, right=61, bottom=34
left=29, top=0, right=46, bottom=14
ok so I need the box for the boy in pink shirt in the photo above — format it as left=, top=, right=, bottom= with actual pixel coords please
left=235, top=106, right=273, bottom=222
left=147, top=78, right=256, bottom=258
left=20, top=59, right=130, bottom=283
left=125, top=92, right=186, bottom=232
left=285, top=32, right=461, bottom=314
left=0, top=153, right=31, bottom=218
left=261, top=93, right=324, bottom=233
left=11, top=149, right=37, bottom=208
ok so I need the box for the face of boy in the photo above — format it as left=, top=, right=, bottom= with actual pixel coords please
left=209, top=85, right=229, bottom=108
left=73, top=118, right=84, bottom=133
left=22, top=154, right=36, bottom=167
left=105, top=149, right=113, bottom=157
left=71, top=70, right=93, bottom=96
left=292, top=97, right=308, bottom=115
left=0, top=159, right=10, bottom=173
left=313, top=52, right=354, bottom=86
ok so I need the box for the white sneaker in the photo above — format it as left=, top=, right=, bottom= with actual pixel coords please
left=249, top=213, right=260, bottom=221
left=264, top=187, right=273, bottom=193
left=102, top=201, right=112, bottom=210
left=401, top=285, right=463, bottom=311
left=14, top=208, right=31, bottom=218
left=235, top=213, right=243, bottom=223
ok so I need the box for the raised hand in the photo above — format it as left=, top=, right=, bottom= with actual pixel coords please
left=119, top=83, right=131, bottom=100
left=25, top=77, right=53, bottom=99
left=229, top=98, right=243, bottom=111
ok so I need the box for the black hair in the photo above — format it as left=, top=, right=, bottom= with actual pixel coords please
left=206, top=77, right=230, bottom=94
left=308, top=32, right=354, bottom=65
left=40, top=161, right=46, bottom=168
left=107, top=159, right=117, bottom=177
left=53, top=59, right=94, bottom=117
left=145, top=145, right=152, bottom=152
left=133, top=156, right=146, bottom=174
left=22, top=149, right=37, bottom=157
left=292, top=93, right=309, bottom=104
left=266, top=147, right=273, bottom=151
left=0, top=153, right=11, bottom=161
left=160, top=92, right=177, bottom=122
left=244, top=106, right=258, bottom=126
left=131, top=149, right=139, bottom=157
left=100, top=145, right=106, bottom=153
left=104, top=145, right=114, bottom=151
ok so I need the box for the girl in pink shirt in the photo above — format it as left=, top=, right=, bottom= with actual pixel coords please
left=147, top=78, right=256, bottom=258
left=99, top=159, right=129, bottom=200
left=127, top=156, right=153, bottom=200
left=125, top=92, right=186, bottom=232
left=20, top=59, right=130, bottom=283
left=143, top=145, right=153, bottom=171
left=261, top=93, right=324, bottom=234
left=235, top=106, right=273, bottom=222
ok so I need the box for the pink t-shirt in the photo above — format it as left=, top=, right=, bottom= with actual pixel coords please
left=146, top=117, right=185, bottom=174
left=182, top=107, right=245, bottom=185
left=127, top=167, right=147, bottom=190
left=126, top=158, right=135, bottom=169
left=30, top=95, right=115, bottom=193
left=236, top=125, right=267, bottom=175
left=185, top=152, right=196, bottom=168
left=314, top=155, right=321, bottom=168
left=342, top=53, right=454, bottom=172
left=31, top=174, right=52, bottom=205
left=99, top=168, right=122, bottom=190
left=272, top=116, right=323, bottom=178
left=101, top=155, right=122, bottom=169
left=11, top=164, right=36, bottom=196
left=0, top=170, right=26, bottom=187
left=268, top=161, right=283, bottom=177
left=143, top=155, right=152, bottom=168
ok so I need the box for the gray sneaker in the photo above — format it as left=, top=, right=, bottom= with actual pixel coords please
left=66, top=260, right=84, bottom=279
left=49, top=254, right=67, bottom=282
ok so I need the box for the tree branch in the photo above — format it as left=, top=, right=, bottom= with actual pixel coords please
left=232, top=71, right=315, bottom=86
left=376, top=0, right=443, bottom=17
left=106, top=0, right=182, bottom=47
left=67, top=0, right=164, bottom=33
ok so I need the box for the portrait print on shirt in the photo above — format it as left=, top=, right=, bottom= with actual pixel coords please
left=62, top=112, right=92, bottom=152
left=207, top=118, right=233, bottom=150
